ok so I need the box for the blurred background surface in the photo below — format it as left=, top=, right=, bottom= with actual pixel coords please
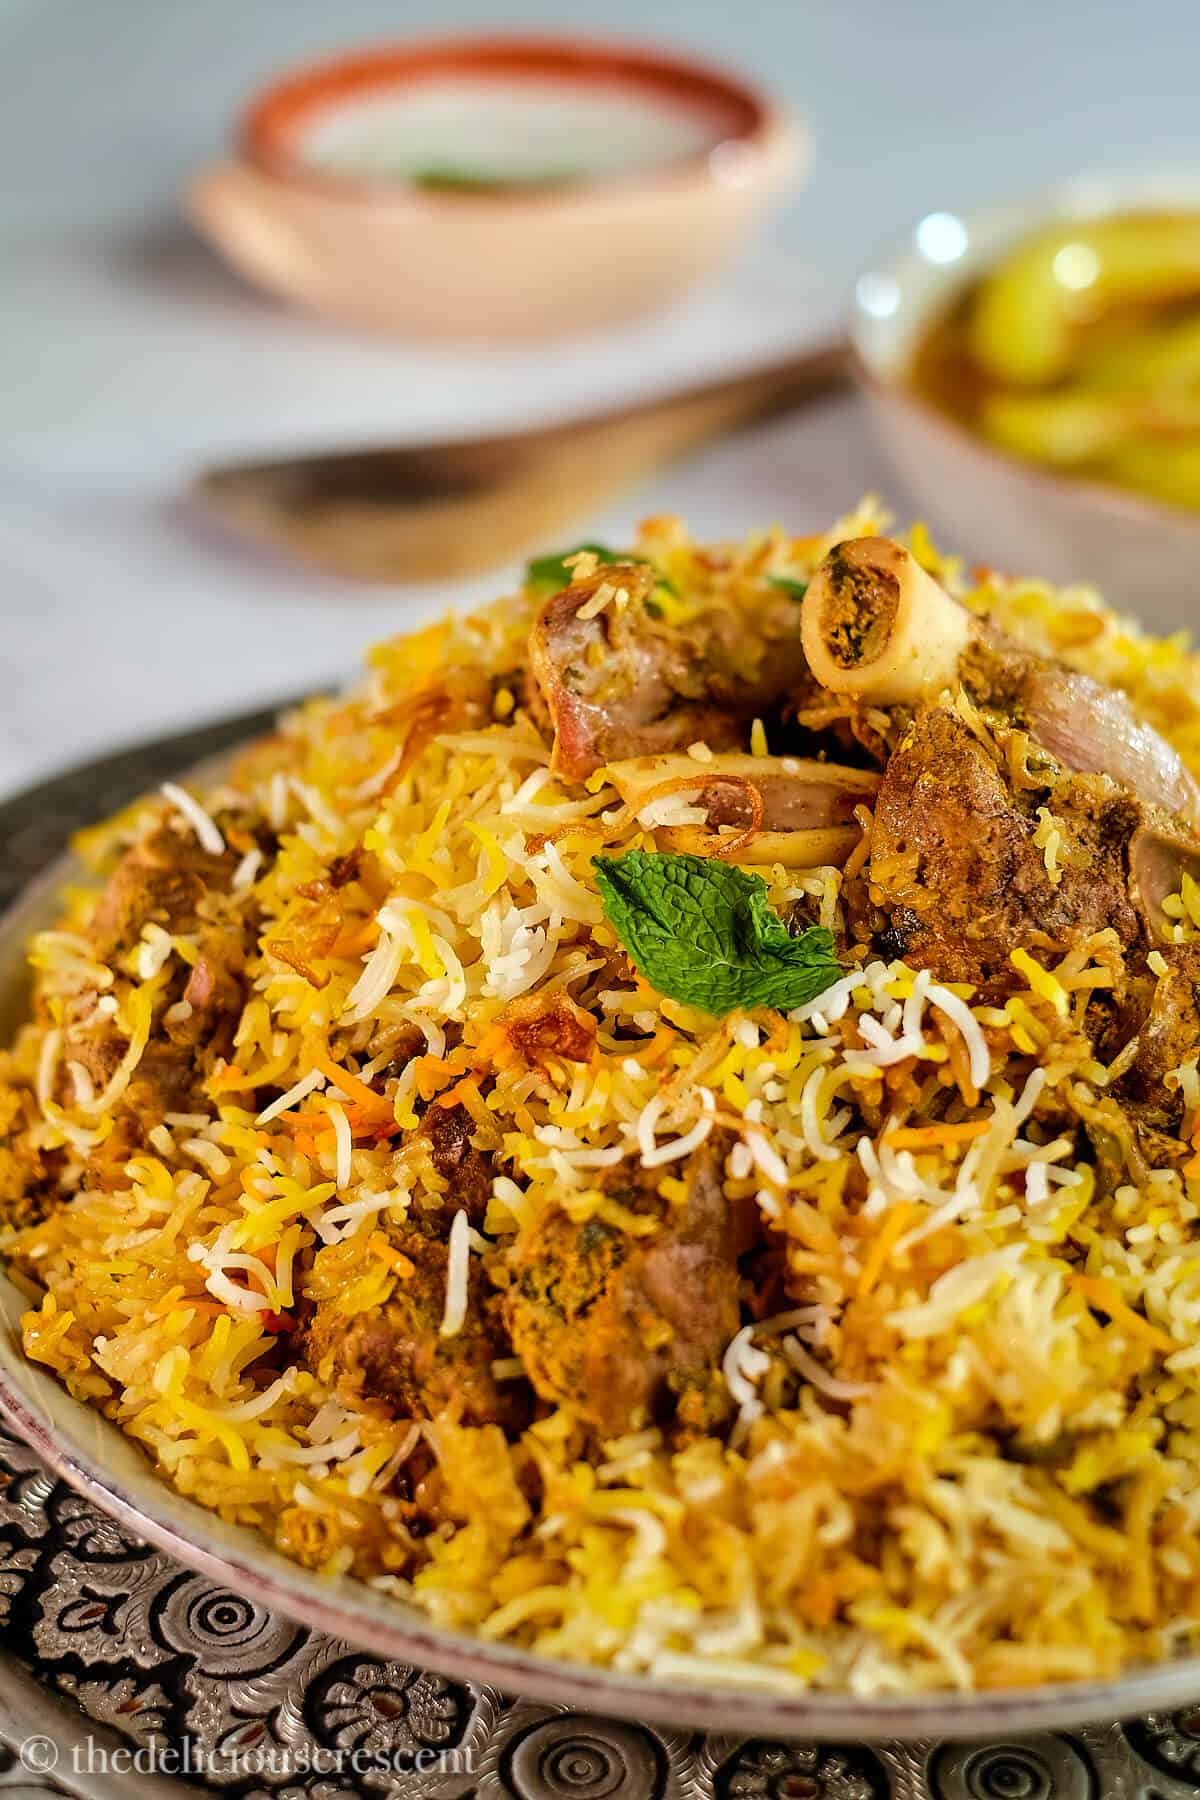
left=3, top=0, right=1199, bottom=796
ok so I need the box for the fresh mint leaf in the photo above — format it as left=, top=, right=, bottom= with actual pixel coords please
left=525, top=544, right=621, bottom=594
left=593, top=849, right=842, bottom=1016
left=525, top=544, right=679, bottom=601
left=767, top=574, right=809, bottom=599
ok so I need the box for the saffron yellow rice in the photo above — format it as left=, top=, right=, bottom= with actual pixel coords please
left=3, top=499, right=1200, bottom=1696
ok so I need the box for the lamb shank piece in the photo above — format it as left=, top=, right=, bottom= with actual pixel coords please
left=804, top=537, right=1200, bottom=976
left=963, top=640, right=1200, bottom=831
left=802, top=534, right=1200, bottom=831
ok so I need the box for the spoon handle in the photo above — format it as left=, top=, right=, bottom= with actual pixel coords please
left=196, top=340, right=850, bottom=583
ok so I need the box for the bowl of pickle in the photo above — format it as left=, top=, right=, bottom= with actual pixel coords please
left=851, top=172, right=1200, bottom=631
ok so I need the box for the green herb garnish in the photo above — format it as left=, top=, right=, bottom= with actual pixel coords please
left=525, top=543, right=678, bottom=604
left=409, top=164, right=582, bottom=193
left=525, top=543, right=621, bottom=595
left=593, top=850, right=842, bottom=1016
left=767, top=574, right=809, bottom=599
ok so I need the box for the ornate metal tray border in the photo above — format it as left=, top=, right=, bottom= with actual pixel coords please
left=2, top=714, right=1200, bottom=1797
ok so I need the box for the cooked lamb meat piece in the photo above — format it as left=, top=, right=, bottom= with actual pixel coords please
left=416, top=1103, right=495, bottom=1226
left=864, top=706, right=1142, bottom=987
left=124, top=1039, right=206, bottom=1127
left=1119, top=944, right=1200, bottom=1111
left=962, top=634, right=1200, bottom=831
left=162, top=925, right=247, bottom=1058
left=90, top=825, right=237, bottom=958
left=304, top=1228, right=527, bottom=1431
left=1128, top=816, right=1200, bottom=937
left=527, top=565, right=812, bottom=781
left=56, top=1027, right=211, bottom=1165
left=61, top=1003, right=211, bottom=1126
left=504, top=1140, right=749, bottom=1438
left=58, top=815, right=253, bottom=1145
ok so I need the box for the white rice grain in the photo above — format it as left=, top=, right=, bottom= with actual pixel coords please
left=232, top=846, right=263, bottom=891
left=926, top=982, right=991, bottom=1090
left=161, top=783, right=225, bottom=856
left=256, top=1067, right=325, bottom=1126
left=782, top=1335, right=874, bottom=1402
left=440, top=1209, right=470, bottom=1338
left=329, top=1102, right=353, bottom=1190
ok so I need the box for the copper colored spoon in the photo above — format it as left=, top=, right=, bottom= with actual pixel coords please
left=192, top=340, right=849, bottom=584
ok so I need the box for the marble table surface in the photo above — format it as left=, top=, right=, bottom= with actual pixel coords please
left=5, top=0, right=1200, bottom=800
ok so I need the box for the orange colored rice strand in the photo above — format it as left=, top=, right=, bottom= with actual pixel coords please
left=856, top=1201, right=916, bottom=1297
left=623, top=1028, right=678, bottom=1068
left=883, top=1120, right=990, bottom=1151
left=329, top=920, right=380, bottom=958
left=411, top=1048, right=473, bottom=1103
left=368, top=1233, right=415, bottom=1278
left=841, top=803, right=875, bottom=882
left=1073, top=1275, right=1175, bottom=1355
left=308, top=1048, right=391, bottom=1117
left=289, top=1103, right=400, bottom=1141
left=434, top=1070, right=485, bottom=1112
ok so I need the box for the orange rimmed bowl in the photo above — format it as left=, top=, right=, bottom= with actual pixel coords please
left=188, top=35, right=804, bottom=340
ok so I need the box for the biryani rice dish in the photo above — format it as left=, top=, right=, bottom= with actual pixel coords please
left=4, top=500, right=1200, bottom=1697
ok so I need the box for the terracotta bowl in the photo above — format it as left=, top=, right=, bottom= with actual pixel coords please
left=3, top=760, right=1200, bottom=1738
left=849, top=171, right=1200, bottom=636
left=188, top=35, right=803, bottom=340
